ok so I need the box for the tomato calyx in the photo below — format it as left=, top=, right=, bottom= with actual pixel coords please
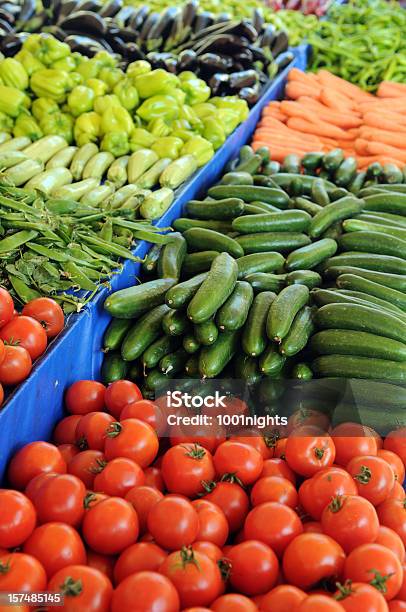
left=369, top=569, right=394, bottom=594
left=83, top=492, right=100, bottom=509
left=180, top=546, right=200, bottom=570
left=60, top=576, right=83, bottom=597
left=183, top=444, right=206, bottom=460
left=201, top=480, right=216, bottom=494
left=218, top=557, right=232, bottom=581
left=314, top=446, right=325, bottom=460
left=220, top=473, right=244, bottom=488
left=354, top=465, right=372, bottom=485
left=335, top=580, right=355, bottom=601
left=264, top=431, right=281, bottom=449
left=0, top=560, right=10, bottom=575
left=76, top=436, right=89, bottom=451
left=89, top=458, right=107, bottom=475
left=328, top=495, right=344, bottom=513
left=105, top=422, right=122, bottom=438
left=3, top=337, right=20, bottom=347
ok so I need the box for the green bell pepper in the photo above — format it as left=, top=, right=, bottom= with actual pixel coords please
left=211, top=96, right=249, bottom=122
left=40, top=111, right=73, bottom=144
left=181, top=136, right=214, bottom=167
left=135, top=69, right=178, bottom=99
left=179, top=72, right=210, bottom=105
left=13, top=50, right=44, bottom=76
left=74, top=112, right=101, bottom=146
left=100, top=106, right=133, bottom=135
left=67, top=86, right=95, bottom=117
left=151, top=136, right=183, bottom=160
left=113, top=78, right=139, bottom=111
left=216, top=109, right=241, bottom=136
left=99, top=67, right=124, bottom=92
left=94, top=51, right=117, bottom=69
left=23, top=34, right=70, bottom=67
left=170, top=119, right=195, bottom=142
left=52, top=55, right=78, bottom=72
left=86, top=78, right=108, bottom=97
left=0, top=111, right=14, bottom=133
left=179, top=105, right=203, bottom=131
left=13, top=113, right=43, bottom=141
left=127, top=60, right=151, bottom=79
left=93, top=95, right=121, bottom=116
left=101, top=131, right=130, bottom=157
left=192, top=102, right=217, bottom=119
left=202, top=117, right=226, bottom=151
left=30, top=69, right=73, bottom=104
left=129, top=128, right=156, bottom=152
left=0, top=58, right=29, bottom=90
left=0, top=86, right=30, bottom=117
left=148, top=118, right=171, bottom=138
left=31, top=97, right=59, bottom=122
left=137, top=95, right=179, bottom=122
left=77, top=58, right=102, bottom=81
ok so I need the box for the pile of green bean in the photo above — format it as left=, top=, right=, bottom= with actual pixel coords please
left=0, top=182, right=170, bottom=312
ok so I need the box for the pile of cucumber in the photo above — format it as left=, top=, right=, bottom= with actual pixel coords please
left=101, top=145, right=406, bottom=395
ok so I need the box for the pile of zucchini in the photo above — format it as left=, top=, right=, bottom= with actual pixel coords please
left=102, top=144, right=406, bottom=396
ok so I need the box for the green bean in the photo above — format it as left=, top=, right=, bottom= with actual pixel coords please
left=63, top=261, right=97, bottom=292
left=76, top=231, right=141, bottom=262
left=26, top=242, right=68, bottom=262
left=8, top=274, right=42, bottom=303
left=0, top=230, right=38, bottom=253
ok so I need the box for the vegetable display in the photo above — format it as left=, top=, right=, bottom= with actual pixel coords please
left=0, top=376, right=405, bottom=610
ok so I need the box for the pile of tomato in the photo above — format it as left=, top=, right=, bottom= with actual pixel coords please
left=1, top=378, right=406, bottom=612
left=0, top=289, right=64, bottom=401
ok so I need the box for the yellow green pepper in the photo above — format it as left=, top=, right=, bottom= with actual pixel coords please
left=23, top=34, right=70, bottom=67
left=40, top=111, right=73, bottom=144
left=127, top=60, right=151, bottom=79
left=67, top=86, right=95, bottom=117
left=86, top=78, right=108, bottom=97
left=135, top=69, right=178, bottom=99
left=137, top=95, right=179, bottom=122
left=129, top=128, right=156, bottom=152
left=14, top=50, right=44, bottom=76
left=0, top=111, right=14, bottom=133
left=179, top=72, right=211, bottom=105
left=216, top=109, right=241, bottom=135
left=52, top=55, right=78, bottom=72
left=148, top=117, right=171, bottom=137
left=93, top=95, right=121, bottom=115
left=74, top=112, right=101, bottom=146
left=99, top=67, right=124, bottom=92
left=0, top=58, right=29, bottom=90
left=113, top=78, right=139, bottom=111
left=13, top=113, right=43, bottom=141
left=100, top=106, right=133, bottom=135
left=193, top=102, right=217, bottom=119
left=0, top=86, right=30, bottom=117
left=101, top=131, right=130, bottom=157
left=170, top=119, right=195, bottom=142
left=31, top=97, right=59, bottom=121
left=77, top=58, right=102, bottom=81
left=179, top=105, right=203, bottom=131
left=181, top=136, right=214, bottom=167
left=152, top=136, right=183, bottom=160
left=202, top=117, right=226, bottom=150
left=212, top=96, right=249, bottom=122
left=30, top=69, right=74, bottom=104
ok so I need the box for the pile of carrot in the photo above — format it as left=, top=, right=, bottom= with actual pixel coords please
left=252, top=68, right=406, bottom=169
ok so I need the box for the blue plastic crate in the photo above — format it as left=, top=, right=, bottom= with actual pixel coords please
left=0, top=44, right=308, bottom=483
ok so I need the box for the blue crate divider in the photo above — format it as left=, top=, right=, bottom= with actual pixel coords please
left=0, top=44, right=308, bottom=482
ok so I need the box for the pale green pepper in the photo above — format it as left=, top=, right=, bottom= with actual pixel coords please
left=127, top=60, right=151, bottom=79
left=216, top=109, right=241, bottom=135
left=40, top=111, right=73, bottom=144
left=137, top=95, right=179, bottom=122
left=193, top=102, right=217, bottom=119
left=23, top=34, right=70, bottom=66
left=67, top=86, right=95, bottom=117
left=181, top=136, right=214, bottom=167
left=30, top=69, right=73, bottom=104
left=129, top=128, right=156, bottom=152
left=52, top=56, right=78, bottom=72
left=93, top=95, right=121, bottom=116
left=94, top=51, right=117, bottom=69
left=74, top=112, right=101, bottom=146
left=100, top=106, right=133, bottom=135
left=179, top=72, right=210, bottom=105
left=202, top=117, right=226, bottom=150
left=99, top=67, right=124, bottom=92
left=13, top=50, right=44, bottom=76
left=179, top=105, right=203, bottom=131
left=113, top=79, right=139, bottom=111
left=32, top=97, right=59, bottom=122
left=0, top=86, right=30, bottom=117
left=0, top=58, right=29, bottom=90
left=212, top=96, right=249, bottom=122
left=151, top=136, right=183, bottom=160
left=148, top=118, right=171, bottom=138
left=13, top=113, right=43, bottom=141
left=135, top=69, right=178, bottom=99
left=0, top=111, right=14, bottom=133
left=170, top=119, right=195, bottom=142
left=86, top=78, right=107, bottom=97
left=101, top=131, right=130, bottom=157
left=77, top=58, right=102, bottom=81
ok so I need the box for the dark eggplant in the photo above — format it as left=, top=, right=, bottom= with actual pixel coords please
left=198, top=53, right=233, bottom=72
left=260, top=24, right=276, bottom=49
left=57, top=0, right=82, bottom=19
left=77, top=0, right=103, bottom=12
left=193, top=11, right=214, bottom=32
left=0, top=18, right=12, bottom=32
left=274, top=50, right=295, bottom=72
left=252, top=8, right=264, bottom=34
left=230, top=21, right=258, bottom=43
left=42, top=25, right=67, bottom=40
left=137, top=11, right=159, bottom=44
left=125, top=42, right=146, bottom=61
left=177, top=49, right=197, bottom=71
left=194, top=34, right=249, bottom=56
left=114, top=6, right=137, bottom=26
left=0, top=33, right=26, bottom=55
left=128, top=5, right=149, bottom=32
left=229, top=69, right=258, bottom=90
left=108, top=36, right=129, bottom=55
left=146, top=6, right=178, bottom=51
left=164, top=57, right=178, bottom=73
left=248, top=44, right=270, bottom=64
left=19, top=0, right=37, bottom=19
left=239, top=83, right=261, bottom=106
left=0, top=8, right=15, bottom=24
left=105, top=23, right=135, bottom=43
left=209, top=73, right=229, bottom=96
left=99, top=0, right=122, bottom=18
left=59, top=11, right=107, bottom=36
left=233, top=49, right=254, bottom=69
left=146, top=51, right=174, bottom=68
left=64, top=33, right=113, bottom=54
left=188, top=20, right=237, bottom=44
left=271, top=31, right=289, bottom=58
left=0, top=3, right=21, bottom=16
left=214, top=13, right=232, bottom=24
left=182, top=0, right=198, bottom=28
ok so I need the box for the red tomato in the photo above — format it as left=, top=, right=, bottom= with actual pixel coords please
left=104, top=418, right=159, bottom=469
left=0, top=315, right=47, bottom=360
left=389, top=601, right=406, bottom=611
left=287, top=408, right=331, bottom=435
left=82, top=497, right=138, bottom=555
left=321, top=495, right=379, bottom=553
left=144, top=465, right=165, bottom=491
left=93, top=458, right=145, bottom=497
left=261, top=458, right=296, bottom=484
left=376, top=526, right=405, bottom=562
left=344, top=543, right=403, bottom=601
left=169, top=420, right=226, bottom=454
left=192, top=541, right=223, bottom=563
left=120, top=399, right=166, bottom=436
left=75, top=412, right=115, bottom=451
left=331, top=423, right=378, bottom=466
left=30, top=474, right=85, bottom=527
left=283, top=533, right=345, bottom=590
left=111, top=571, right=180, bottom=612
left=285, top=428, right=335, bottom=477
left=65, top=380, right=106, bottom=415
left=396, top=563, right=406, bottom=600
left=378, top=450, right=406, bottom=484
left=8, top=441, right=66, bottom=490
left=244, top=502, right=303, bottom=557
left=192, top=499, right=229, bottom=547
left=298, top=594, right=344, bottom=611
left=125, top=486, right=163, bottom=534
left=385, top=430, right=406, bottom=467
left=83, top=493, right=108, bottom=511
left=48, top=565, right=112, bottom=611
left=22, top=298, right=64, bottom=339
left=162, top=443, right=215, bottom=497
left=0, top=344, right=31, bottom=386
left=25, top=472, right=55, bottom=501
left=23, top=523, right=86, bottom=578
left=0, top=287, right=14, bottom=328
left=228, top=433, right=273, bottom=460
left=334, top=581, right=390, bottom=612
left=86, top=551, right=115, bottom=583
left=114, top=542, right=167, bottom=584
left=299, top=467, right=358, bottom=520
left=227, top=540, right=279, bottom=596
left=389, top=481, right=406, bottom=502
left=204, top=481, right=250, bottom=533
left=258, top=585, right=307, bottom=612
left=147, top=495, right=199, bottom=550
left=104, top=380, right=142, bottom=419
left=0, top=490, right=36, bottom=548
left=53, top=415, right=82, bottom=445
left=213, top=441, right=263, bottom=486
left=211, top=594, right=257, bottom=611
left=250, top=476, right=298, bottom=508
left=378, top=499, right=406, bottom=546
left=0, top=552, right=46, bottom=591
left=160, top=548, right=222, bottom=608
left=67, top=450, right=106, bottom=490
left=58, top=444, right=79, bottom=464
left=302, top=521, right=323, bottom=534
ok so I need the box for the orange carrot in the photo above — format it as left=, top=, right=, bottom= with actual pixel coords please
left=359, top=127, right=406, bottom=150
left=354, top=139, right=370, bottom=155
left=358, top=98, right=406, bottom=112
left=255, top=129, right=321, bottom=147
left=285, top=81, right=321, bottom=100
left=377, top=81, right=406, bottom=97
left=251, top=141, right=315, bottom=161
left=288, top=68, right=320, bottom=86
left=287, top=117, right=354, bottom=140
left=280, top=100, right=362, bottom=130
left=357, top=156, right=403, bottom=169
left=299, top=96, right=362, bottom=117
left=362, top=112, right=406, bottom=133
left=319, top=87, right=358, bottom=113
left=258, top=117, right=290, bottom=130
left=366, top=141, right=406, bottom=163
left=317, top=70, right=374, bottom=102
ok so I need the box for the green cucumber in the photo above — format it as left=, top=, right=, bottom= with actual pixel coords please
left=166, top=273, right=207, bottom=309
left=247, top=201, right=282, bottom=213
left=245, top=272, right=287, bottom=293
left=101, top=352, right=128, bottom=383
left=366, top=162, right=383, bottom=179
left=348, top=171, right=367, bottom=195
left=336, top=274, right=406, bottom=312
left=157, top=232, right=187, bottom=280
left=236, top=232, right=311, bottom=254
left=128, top=361, right=142, bottom=382
left=208, top=184, right=289, bottom=208
left=310, top=329, right=406, bottom=362
left=263, top=160, right=281, bottom=175
left=142, top=243, right=161, bottom=275
left=183, top=333, right=200, bottom=354
left=232, top=210, right=311, bottom=234
left=272, top=173, right=336, bottom=195
left=199, top=330, right=240, bottom=378
left=185, top=355, right=200, bottom=377
left=312, top=354, right=406, bottom=383
left=285, top=238, right=337, bottom=272
left=334, top=157, right=357, bottom=187
left=302, top=152, right=324, bottom=173
left=221, top=171, right=254, bottom=186
left=357, top=212, right=406, bottom=229
left=324, top=266, right=406, bottom=293
left=363, top=193, right=406, bottom=216
left=194, top=319, right=218, bottom=346
left=242, top=291, right=276, bottom=357
left=173, top=218, right=233, bottom=233
left=259, top=344, right=286, bottom=376
left=315, top=303, right=406, bottom=344
left=216, top=281, right=253, bottom=331
left=267, top=284, right=310, bottom=342
left=234, top=354, right=261, bottom=385
left=187, top=252, right=238, bottom=324
left=182, top=252, right=220, bottom=278
left=312, top=288, right=406, bottom=320
left=237, top=252, right=285, bottom=279
left=311, top=178, right=330, bottom=207
left=186, top=198, right=245, bottom=220
left=282, top=153, right=301, bottom=174
left=291, top=362, right=313, bottom=380
left=142, top=334, right=180, bottom=369
left=103, top=318, right=132, bottom=351
left=338, top=231, right=406, bottom=259
left=309, top=196, right=364, bottom=238
left=145, top=369, right=173, bottom=392
left=293, top=197, right=323, bottom=217
left=162, top=309, right=190, bottom=336
left=322, top=149, right=344, bottom=172
left=322, top=252, right=406, bottom=275
left=121, top=304, right=170, bottom=361
left=286, top=270, right=322, bottom=289
left=280, top=306, right=315, bottom=357
left=183, top=228, right=244, bottom=258
left=343, top=219, right=406, bottom=241
left=235, top=153, right=262, bottom=174
left=104, top=278, right=176, bottom=319
left=159, top=348, right=188, bottom=375
left=382, top=164, right=403, bottom=184
left=338, top=290, right=406, bottom=320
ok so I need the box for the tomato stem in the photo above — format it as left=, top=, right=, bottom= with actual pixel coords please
left=60, top=576, right=83, bottom=597
left=105, top=422, right=122, bottom=438
left=335, top=580, right=355, bottom=600
left=220, top=472, right=244, bottom=488
left=218, top=558, right=232, bottom=581
left=354, top=465, right=372, bottom=484
left=180, top=546, right=200, bottom=570
left=328, top=495, right=343, bottom=513
left=183, top=443, right=206, bottom=460
left=369, top=569, right=394, bottom=594
left=314, top=447, right=325, bottom=459
left=0, top=560, right=10, bottom=575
